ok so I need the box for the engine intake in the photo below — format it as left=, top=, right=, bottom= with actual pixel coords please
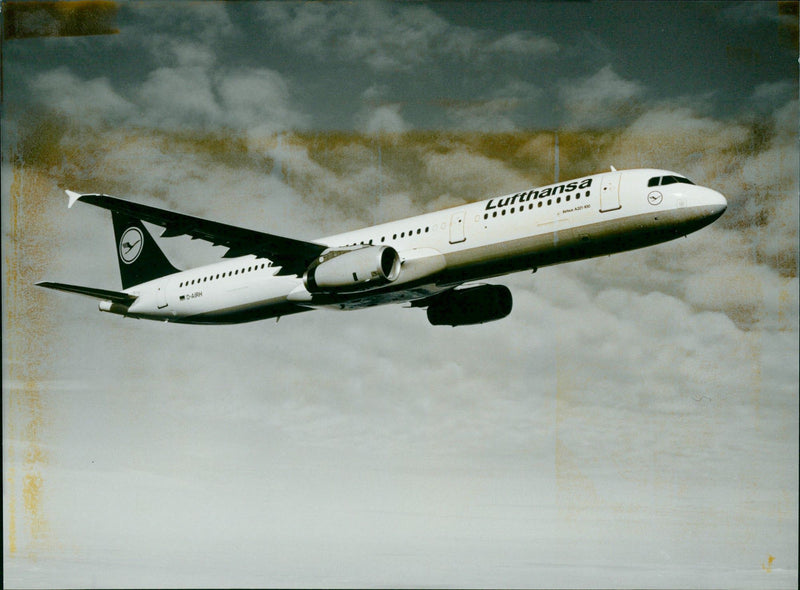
left=427, top=284, right=512, bottom=326
left=304, top=246, right=401, bottom=294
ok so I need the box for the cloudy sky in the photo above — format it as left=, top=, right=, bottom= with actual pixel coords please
left=2, top=1, right=798, bottom=587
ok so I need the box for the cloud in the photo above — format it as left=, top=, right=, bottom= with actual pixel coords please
left=442, top=81, right=544, bottom=131
left=441, top=80, right=544, bottom=133
left=5, top=109, right=797, bottom=587
left=258, top=2, right=463, bottom=72
left=219, top=69, right=312, bottom=134
left=137, top=65, right=310, bottom=133
left=4, top=2, right=798, bottom=585
left=137, top=66, right=221, bottom=129
left=444, top=99, right=520, bottom=132
left=751, top=80, right=797, bottom=112
left=28, top=67, right=136, bottom=128
left=129, top=2, right=237, bottom=48
left=486, top=31, right=559, bottom=56
left=257, top=2, right=557, bottom=73
left=29, top=63, right=310, bottom=136
left=356, top=104, right=410, bottom=134
left=559, top=65, right=645, bottom=129
left=421, top=148, right=530, bottom=205
left=607, top=106, right=750, bottom=174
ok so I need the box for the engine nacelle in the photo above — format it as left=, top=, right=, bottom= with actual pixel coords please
left=304, top=246, right=401, bottom=294
left=427, top=284, right=512, bottom=326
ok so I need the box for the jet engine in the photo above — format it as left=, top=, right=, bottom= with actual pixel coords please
left=426, top=284, right=512, bottom=326
left=304, top=246, right=401, bottom=293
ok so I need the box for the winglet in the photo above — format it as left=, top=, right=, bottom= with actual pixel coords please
left=65, top=189, right=83, bottom=208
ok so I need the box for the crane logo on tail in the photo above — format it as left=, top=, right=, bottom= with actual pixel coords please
left=119, top=227, right=144, bottom=264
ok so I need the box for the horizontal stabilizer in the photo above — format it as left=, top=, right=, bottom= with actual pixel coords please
left=36, top=281, right=138, bottom=304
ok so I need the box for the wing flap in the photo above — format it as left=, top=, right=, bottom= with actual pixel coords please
left=67, top=192, right=327, bottom=276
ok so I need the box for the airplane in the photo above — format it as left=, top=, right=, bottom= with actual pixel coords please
left=36, top=167, right=727, bottom=326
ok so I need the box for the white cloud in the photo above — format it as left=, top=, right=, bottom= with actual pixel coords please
left=130, top=2, right=237, bottom=47
left=28, top=67, right=136, bottom=128
left=258, top=2, right=462, bottom=72
left=137, top=66, right=221, bottom=129
left=487, top=31, right=559, bottom=56
left=30, top=63, right=310, bottom=135
left=443, top=81, right=543, bottom=131
left=258, top=2, right=557, bottom=73
left=422, top=148, right=530, bottom=204
left=751, top=80, right=797, bottom=111
left=163, top=40, right=218, bottom=69
left=559, top=65, right=645, bottom=129
left=357, top=104, right=410, bottom=134
left=5, top=112, right=797, bottom=587
left=219, top=69, right=311, bottom=133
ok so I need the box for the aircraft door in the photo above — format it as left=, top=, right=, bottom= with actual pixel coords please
left=599, top=173, right=622, bottom=212
left=157, top=281, right=168, bottom=309
left=449, top=211, right=466, bottom=244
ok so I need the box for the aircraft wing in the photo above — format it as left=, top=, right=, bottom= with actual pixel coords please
left=66, top=191, right=328, bottom=277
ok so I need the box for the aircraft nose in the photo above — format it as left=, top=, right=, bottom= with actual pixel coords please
left=699, top=188, right=727, bottom=224
left=708, top=189, right=727, bottom=217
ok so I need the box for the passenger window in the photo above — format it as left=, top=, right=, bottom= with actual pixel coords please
left=538, top=201, right=543, bottom=208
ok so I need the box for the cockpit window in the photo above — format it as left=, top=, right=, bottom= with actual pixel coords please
left=648, top=175, right=695, bottom=187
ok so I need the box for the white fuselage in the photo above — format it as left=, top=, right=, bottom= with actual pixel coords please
left=118, top=168, right=727, bottom=324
